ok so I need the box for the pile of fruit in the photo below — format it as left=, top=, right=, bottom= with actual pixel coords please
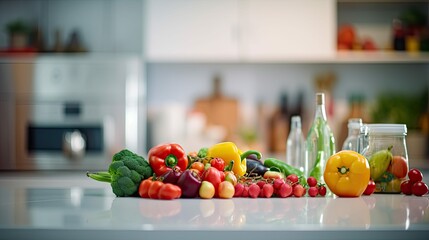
left=87, top=142, right=428, bottom=200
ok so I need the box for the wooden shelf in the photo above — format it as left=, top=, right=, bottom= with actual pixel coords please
left=333, top=51, right=429, bottom=63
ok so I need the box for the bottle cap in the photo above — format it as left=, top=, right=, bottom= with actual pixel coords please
left=316, top=93, right=325, bottom=105
left=348, top=118, right=362, bottom=130
left=291, top=115, right=301, bottom=128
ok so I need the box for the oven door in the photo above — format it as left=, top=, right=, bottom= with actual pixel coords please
left=0, top=55, right=145, bottom=170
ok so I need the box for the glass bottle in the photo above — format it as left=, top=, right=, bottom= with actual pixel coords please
left=286, top=115, right=305, bottom=172
left=342, top=118, right=362, bottom=152
left=360, top=124, right=408, bottom=193
left=305, top=93, right=336, bottom=182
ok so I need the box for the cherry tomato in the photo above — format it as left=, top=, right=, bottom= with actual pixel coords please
left=138, top=178, right=153, bottom=198
left=363, top=179, right=376, bottom=195
left=400, top=180, right=413, bottom=195
left=148, top=181, right=164, bottom=199
left=158, top=183, right=182, bottom=200
left=412, top=181, right=428, bottom=196
left=210, top=158, right=225, bottom=172
left=318, top=185, right=327, bottom=196
left=408, top=169, right=423, bottom=183
left=190, top=162, right=205, bottom=173
left=307, top=177, right=317, bottom=187
left=286, top=174, right=299, bottom=184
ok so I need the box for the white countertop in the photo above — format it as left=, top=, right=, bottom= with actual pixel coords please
left=1, top=171, right=429, bottom=240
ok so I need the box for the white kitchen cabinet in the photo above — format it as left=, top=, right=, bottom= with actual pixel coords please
left=145, top=0, right=336, bottom=62
left=242, top=0, right=336, bottom=61
left=0, top=0, right=143, bottom=54
left=145, top=0, right=240, bottom=61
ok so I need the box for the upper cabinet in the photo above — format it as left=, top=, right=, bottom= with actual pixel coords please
left=0, top=0, right=143, bottom=55
left=145, top=0, right=240, bottom=61
left=145, top=0, right=336, bottom=62
left=241, top=0, right=335, bottom=61
left=145, top=0, right=429, bottom=63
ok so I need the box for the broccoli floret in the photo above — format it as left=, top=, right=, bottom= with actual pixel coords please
left=87, top=149, right=153, bottom=197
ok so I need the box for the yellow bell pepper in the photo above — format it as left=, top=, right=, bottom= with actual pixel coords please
left=324, top=150, right=370, bottom=197
left=207, top=142, right=261, bottom=177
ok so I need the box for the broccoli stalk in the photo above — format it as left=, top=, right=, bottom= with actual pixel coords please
left=87, top=149, right=153, bottom=197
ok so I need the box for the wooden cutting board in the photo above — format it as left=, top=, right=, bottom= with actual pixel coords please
left=194, top=76, right=238, bottom=140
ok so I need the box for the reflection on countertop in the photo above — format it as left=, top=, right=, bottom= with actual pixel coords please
left=1, top=171, right=429, bottom=239
left=1, top=185, right=429, bottom=239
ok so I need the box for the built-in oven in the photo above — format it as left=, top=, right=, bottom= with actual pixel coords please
left=0, top=55, right=146, bottom=170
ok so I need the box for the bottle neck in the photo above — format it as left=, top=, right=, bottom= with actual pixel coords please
left=290, top=117, right=302, bottom=132
left=314, top=103, right=327, bottom=122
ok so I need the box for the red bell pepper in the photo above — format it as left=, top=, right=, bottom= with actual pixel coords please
left=148, top=143, right=188, bottom=176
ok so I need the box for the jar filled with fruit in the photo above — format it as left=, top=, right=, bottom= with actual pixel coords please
left=360, top=124, right=408, bottom=193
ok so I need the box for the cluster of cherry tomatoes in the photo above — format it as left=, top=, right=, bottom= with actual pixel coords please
left=400, top=169, right=429, bottom=196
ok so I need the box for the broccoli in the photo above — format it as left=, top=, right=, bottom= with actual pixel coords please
left=87, top=149, right=153, bottom=197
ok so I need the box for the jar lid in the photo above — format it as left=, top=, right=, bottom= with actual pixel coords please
left=360, top=124, right=407, bottom=135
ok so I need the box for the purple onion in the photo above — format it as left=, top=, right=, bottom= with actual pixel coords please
left=160, top=167, right=182, bottom=184
left=176, top=169, right=202, bottom=198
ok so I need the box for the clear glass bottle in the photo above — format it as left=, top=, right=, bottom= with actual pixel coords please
left=305, top=93, right=336, bottom=182
left=342, top=118, right=363, bottom=152
left=360, top=124, right=408, bottom=193
left=286, top=115, right=305, bottom=172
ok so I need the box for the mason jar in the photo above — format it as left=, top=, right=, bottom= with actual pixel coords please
left=360, top=124, right=408, bottom=193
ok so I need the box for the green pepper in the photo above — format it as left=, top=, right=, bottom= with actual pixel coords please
left=263, top=158, right=304, bottom=178
left=309, top=151, right=323, bottom=181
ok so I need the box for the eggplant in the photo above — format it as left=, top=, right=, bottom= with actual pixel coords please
left=160, top=167, right=182, bottom=184
left=246, top=158, right=269, bottom=176
left=176, top=169, right=202, bottom=198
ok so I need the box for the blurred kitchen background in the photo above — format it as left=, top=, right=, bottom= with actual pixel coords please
left=0, top=0, right=428, bottom=171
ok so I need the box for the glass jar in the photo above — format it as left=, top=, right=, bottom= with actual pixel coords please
left=360, top=124, right=408, bottom=193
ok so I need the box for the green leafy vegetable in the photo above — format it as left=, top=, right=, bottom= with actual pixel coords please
left=87, top=149, right=153, bottom=197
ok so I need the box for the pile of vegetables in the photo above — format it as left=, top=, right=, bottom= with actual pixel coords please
left=88, top=142, right=428, bottom=200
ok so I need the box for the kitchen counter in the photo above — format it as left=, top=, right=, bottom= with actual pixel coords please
left=1, top=171, right=428, bottom=240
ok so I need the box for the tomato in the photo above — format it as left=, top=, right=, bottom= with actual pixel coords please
left=412, top=181, right=428, bottom=196
left=363, top=179, right=376, bottom=195
left=139, top=178, right=153, bottom=198
left=324, top=150, right=370, bottom=197
left=408, top=169, right=423, bottom=183
left=148, top=181, right=164, bottom=199
left=218, top=181, right=235, bottom=199
left=190, top=162, right=205, bottom=173
left=202, top=167, right=223, bottom=197
left=390, top=156, right=408, bottom=179
left=400, top=180, right=413, bottom=195
left=286, top=174, right=299, bottom=184
left=210, top=158, right=225, bottom=172
left=158, top=183, right=182, bottom=200
left=199, top=181, right=215, bottom=199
